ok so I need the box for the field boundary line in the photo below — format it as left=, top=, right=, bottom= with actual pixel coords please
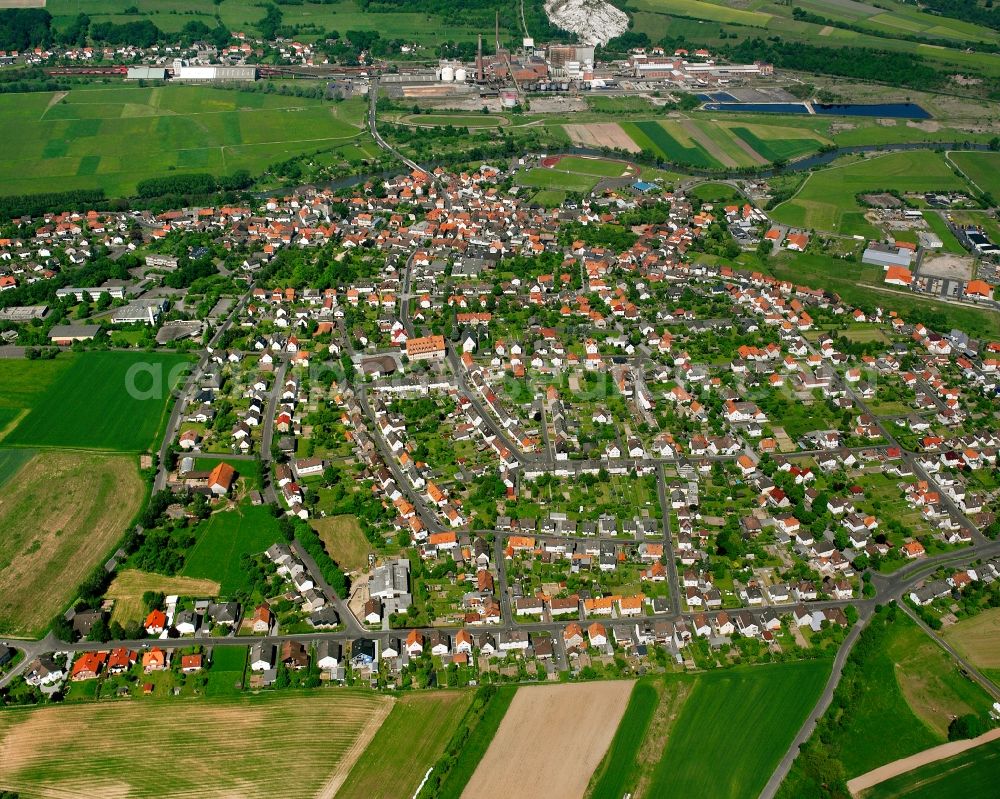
left=316, top=695, right=394, bottom=799
left=846, top=727, right=1000, bottom=795
left=0, top=408, right=28, bottom=442
left=944, top=150, right=983, bottom=195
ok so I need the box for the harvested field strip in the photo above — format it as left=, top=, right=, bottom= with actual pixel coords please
left=630, top=120, right=719, bottom=168
left=462, top=681, right=633, bottom=799
left=680, top=120, right=740, bottom=168
left=0, top=453, right=144, bottom=636
left=562, top=123, right=641, bottom=153
left=337, top=690, right=473, bottom=799
left=106, top=570, right=221, bottom=626
left=0, top=692, right=393, bottom=799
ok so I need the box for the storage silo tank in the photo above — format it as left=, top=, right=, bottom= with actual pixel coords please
left=455, top=67, right=467, bottom=82
left=441, top=65, right=455, bottom=82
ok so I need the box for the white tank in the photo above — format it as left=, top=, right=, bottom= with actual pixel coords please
left=441, top=66, right=455, bottom=82
left=455, top=67, right=467, bottom=83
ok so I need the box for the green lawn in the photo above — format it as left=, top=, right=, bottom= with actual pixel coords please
left=529, top=189, right=567, bottom=207
left=862, top=737, right=1000, bottom=799
left=205, top=645, right=248, bottom=697
left=338, top=691, right=474, bottom=799
left=181, top=504, right=284, bottom=594
left=772, top=150, right=972, bottom=237
left=923, top=210, right=967, bottom=254
left=647, top=660, right=832, bottom=799
left=1, top=352, right=190, bottom=452
left=950, top=151, right=1000, bottom=194
left=0, top=86, right=368, bottom=197
left=587, top=680, right=658, bottom=799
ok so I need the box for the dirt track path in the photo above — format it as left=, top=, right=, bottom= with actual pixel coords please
left=846, top=727, right=1000, bottom=795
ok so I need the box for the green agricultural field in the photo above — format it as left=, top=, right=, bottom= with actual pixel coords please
left=646, top=659, right=832, bottom=799
left=434, top=685, right=518, bottom=799
left=862, top=737, right=1000, bottom=799
left=515, top=167, right=600, bottom=193
left=587, top=680, right=658, bottom=799
left=771, top=150, right=971, bottom=237
left=623, top=120, right=720, bottom=169
left=950, top=151, right=1000, bottom=194
left=2, top=351, right=191, bottom=452
left=729, top=126, right=823, bottom=162
left=181, top=503, right=285, bottom=594
left=0, top=86, right=369, bottom=198
left=46, top=0, right=505, bottom=44
left=338, top=691, right=473, bottom=799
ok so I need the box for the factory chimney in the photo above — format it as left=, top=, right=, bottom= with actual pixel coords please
left=477, top=33, right=484, bottom=82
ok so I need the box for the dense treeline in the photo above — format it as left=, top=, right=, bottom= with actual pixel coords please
left=918, top=0, right=1000, bottom=32
left=291, top=517, right=348, bottom=597
left=0, top=189, right=106, bottom=222
left=0, top=9, right=52, bottom=51
left=135, top=170, right=252, bottom=199
left=723, top=38, right=946, bottom=91
left=358, top=0, right=572, bottom=42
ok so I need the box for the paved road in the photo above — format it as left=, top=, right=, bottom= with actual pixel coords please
left=759, top=603, right=875, bottom=799
left=154, top=288, right=251, bottom=491
left=368, top=78, right=427, bottom=175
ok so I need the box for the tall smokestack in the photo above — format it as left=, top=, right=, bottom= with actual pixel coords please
left=495, top=11, right=500, bottom=54
left=477, top=33, right=483, bottom=82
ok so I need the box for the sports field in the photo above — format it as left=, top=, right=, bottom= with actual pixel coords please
left=0, top=452, right=144, bottom=636
left=106, top=569, right=221, bottom=626
left=0, top=351, right=191, bottom=452
left=181, top=503, right=284, bottom=594
left=337, top=691, right=473, bottom=799
left=861, top=736, right=1000, bottom=799
left=312, top=515, right=374, bottom=573
left=515, top=167, right=600, bottom=193
left=771, top=151, right=971, bottom=237
left=0, top=691, right=393, bottom=799
left=0, top=86, right=369, bottom=197
left=647, top=660, right=831, bottom=798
